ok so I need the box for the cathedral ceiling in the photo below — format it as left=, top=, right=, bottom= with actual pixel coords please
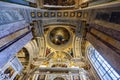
left=44, top=25, right=75, bottom=62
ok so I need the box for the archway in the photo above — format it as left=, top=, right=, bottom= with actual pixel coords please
left=53, top=77, right=65, bottom=80
left=17, top=48, right=30, bottom=71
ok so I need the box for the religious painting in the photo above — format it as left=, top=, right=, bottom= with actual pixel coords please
left=4, top=66, right=15, bottom=78
left=46, top=47, right=51, bottom=56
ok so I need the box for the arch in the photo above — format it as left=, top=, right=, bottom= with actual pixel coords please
left=17, top=40, right=40, bottom=71
left=73, top=36, right=82, bottom=58
left=24, top=42, right=34, bottom=62
left=16, top=39, right=40, bottom=73
left=23, top=40, right=39, bottom=60
left=30, top=40, right=39, bottom=57
left=22, top=47, right=30, bottom=61
left=53, top=77, right=65, bottom=80
left=36, top=37, right=46, bottom=57
left=17, top=47, right=30, bottom=70
left=47, top=51, right=72, bottom=60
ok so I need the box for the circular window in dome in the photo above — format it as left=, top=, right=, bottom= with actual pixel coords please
left=54, top=77, right=65, bottom=80
left=49, top=27, right=70, bottom=45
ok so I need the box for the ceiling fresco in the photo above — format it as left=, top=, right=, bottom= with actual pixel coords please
left=49, top=27, right=70, bottom=45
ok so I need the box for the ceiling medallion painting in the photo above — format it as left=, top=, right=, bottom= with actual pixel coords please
left=49, top=27, right=70, bottom=45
